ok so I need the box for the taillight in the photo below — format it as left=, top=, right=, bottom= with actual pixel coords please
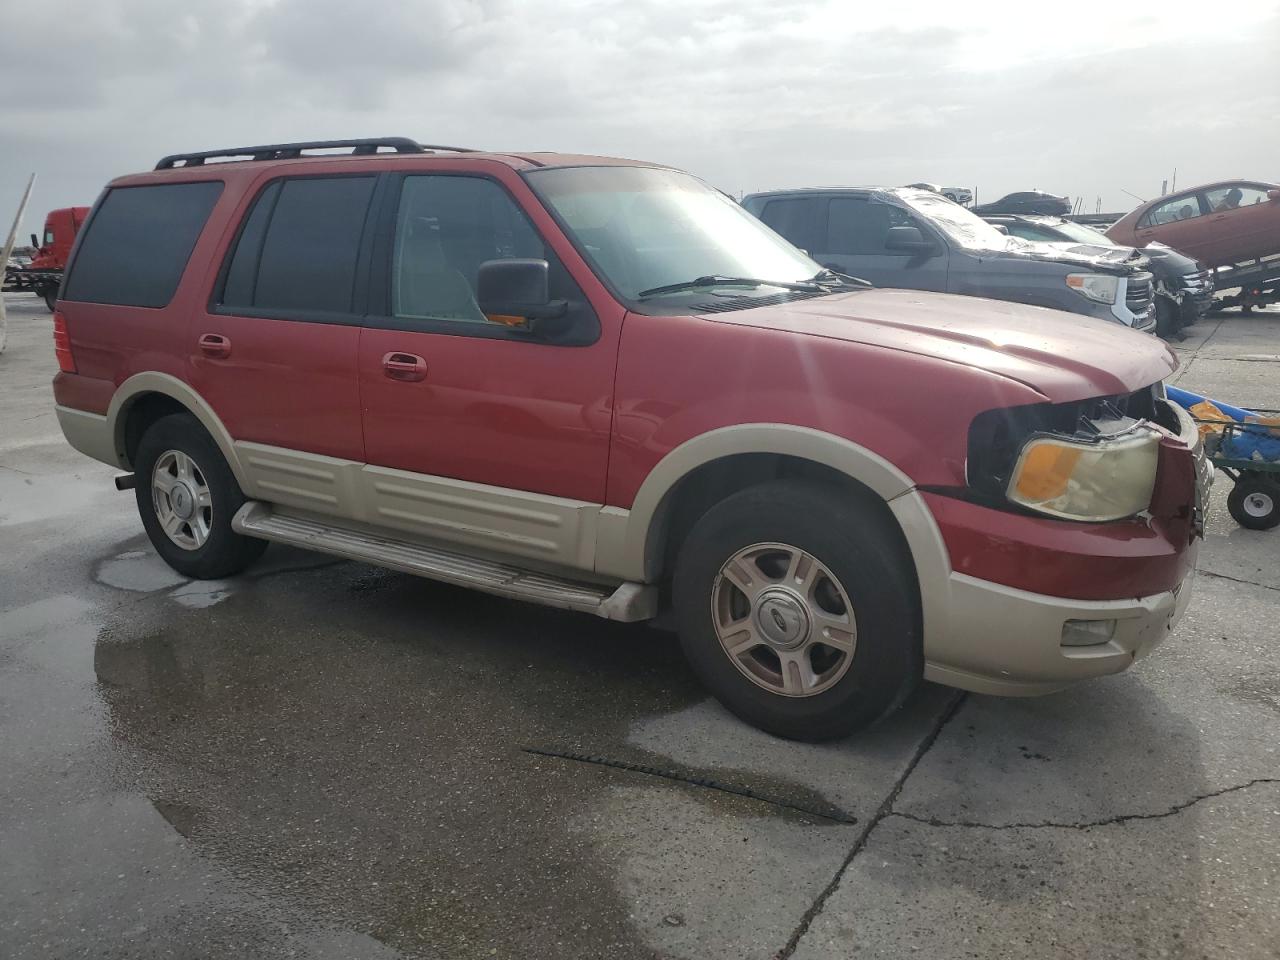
left=53, top=310, right=76, bottom=373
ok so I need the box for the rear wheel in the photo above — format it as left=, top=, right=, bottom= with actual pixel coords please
left=134, top=413, right=267, bottom=577
left=1227, top=475, right=1280, bottom=531
left=673, top=481, right=920, bottom=741
left=42, top=286, right=58, bottom=312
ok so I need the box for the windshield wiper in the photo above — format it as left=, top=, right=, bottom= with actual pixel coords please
left=810, top=268, right=872, bottom=288
left=637, top=275, right=823, bottom=299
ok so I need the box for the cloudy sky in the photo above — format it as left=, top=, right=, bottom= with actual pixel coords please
left=2, top=0, right=1277, bottom=231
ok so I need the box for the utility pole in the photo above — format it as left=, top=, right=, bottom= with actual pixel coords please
left=1, top=173, right=38, bottom=355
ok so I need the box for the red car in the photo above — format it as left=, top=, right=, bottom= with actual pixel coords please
left=1106, top=180, right=1280, bottom=268
left=52, top=138, right=1209, bottom=740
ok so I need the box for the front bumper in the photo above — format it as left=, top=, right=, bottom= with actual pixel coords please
left=923, top=561, right=1196, bottom=696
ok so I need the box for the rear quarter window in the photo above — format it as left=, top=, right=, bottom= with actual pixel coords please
left=63, top=181, right=223, bottom=308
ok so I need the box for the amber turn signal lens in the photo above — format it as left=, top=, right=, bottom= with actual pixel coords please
left=1013, top=443, right=1082, bottom=502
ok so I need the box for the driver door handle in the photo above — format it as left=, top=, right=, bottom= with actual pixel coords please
left=197, top=333, right=231, bottom=359
left=382, top=351, right=428, bottom=382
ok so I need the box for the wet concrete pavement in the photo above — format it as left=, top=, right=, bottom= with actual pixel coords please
left=2, top=293, right=1278, bottom=958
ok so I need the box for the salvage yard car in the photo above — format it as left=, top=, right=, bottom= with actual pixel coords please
left=1106, top=180, right=1280, bottom=268
left=984, top=214, right=1214, bottom=339
left=744, top=187, right=1156, bottom=332
left=52, top=138, right=1210, bottom=740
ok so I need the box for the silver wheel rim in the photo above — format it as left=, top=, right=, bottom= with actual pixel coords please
left=151, top=449, right=212, bottom=551
left=712, top=542, right=856, bottom=698
left=1243, top=491, right=1274, bottom=518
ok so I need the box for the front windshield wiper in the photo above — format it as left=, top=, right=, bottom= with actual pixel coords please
left=637, top=275, right=823, bottom=299
left=810, top=268, right=872, bottom=288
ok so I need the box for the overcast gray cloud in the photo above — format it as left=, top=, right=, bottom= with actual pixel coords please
left=1, top=0, right=1277, bottom=227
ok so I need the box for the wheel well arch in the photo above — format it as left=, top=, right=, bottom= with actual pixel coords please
left=611, top=424, right=918, bottom=583
left=647, top=452, right=916, bottom=585
left=107, top=373, right=245, bottom=486
left=120, top=392, right=188, bottom=466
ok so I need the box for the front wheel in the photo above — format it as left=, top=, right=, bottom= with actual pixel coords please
left=134, top=413, right=268, bottom=578
left=1228, top=474, right=1280, bottom=531
left=673, top=481, right=921, bottom=741
left=42, top=286, right=58, bottom=312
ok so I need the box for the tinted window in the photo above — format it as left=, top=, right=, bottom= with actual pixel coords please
left=221, top=181, right=280, bottom=307
left=758, top=198, right=825, bottom=254
left=1142, top=195, right=1203, bottom=227
left=222, top=176, right=376, bottom=315
left=63, top=182, right=223, bottom=307
left=826, top=197, right=914, bottom=254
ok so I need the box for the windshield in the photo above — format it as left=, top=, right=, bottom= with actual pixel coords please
left=896, top=191, right=1012, bottom=250
left=1047, top=220, right=1115, bottom=246
left=525, top=166, right=821, bottom=302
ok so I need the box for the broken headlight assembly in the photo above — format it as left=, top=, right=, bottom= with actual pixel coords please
left=966, top=388, right=1170, bottom=522
left=1065, top=272, right=1119, bottom=305
left=1006, top=427, right=1160, bottom=521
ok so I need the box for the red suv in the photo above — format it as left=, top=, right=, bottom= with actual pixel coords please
left=52, top=138, right=1210, bottom=740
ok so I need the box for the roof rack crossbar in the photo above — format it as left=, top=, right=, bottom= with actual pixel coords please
left=154, top=137, right=477, bottom=170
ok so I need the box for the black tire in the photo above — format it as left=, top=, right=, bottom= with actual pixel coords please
left=42, top=286, right=58, bottom=312
left=672, top=481, right=921, bottom=741
left=134, top=413, right=267, bottom=578
left=1154, top=299, right=1184, bottom=341
left=1227, top=474, right=1280, bottom=531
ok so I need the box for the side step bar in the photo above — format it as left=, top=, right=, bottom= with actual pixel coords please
left=231, top=502, right=658, bottom=622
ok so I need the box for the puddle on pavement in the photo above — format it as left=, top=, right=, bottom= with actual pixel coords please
left=95, top=549, right=189, bottom=593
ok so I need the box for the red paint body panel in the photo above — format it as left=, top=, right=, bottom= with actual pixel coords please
left=605, top=291, right=1177, bottom=509
left=52, top=370, right=113, bottom=416
left=190, top=315, right=364, bottom=460
left=358, top=329, right=615, bottom=500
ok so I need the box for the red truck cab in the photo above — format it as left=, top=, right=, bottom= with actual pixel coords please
left=49, top=139, right=1211, bottom=740
left=30, top=206, right=90, bottom=273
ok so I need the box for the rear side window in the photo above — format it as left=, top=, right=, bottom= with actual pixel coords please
left=220, top=176, right=376, bottom=315
left=63, top=182, right=223, bottom=308
left=1141, top=195, right=1204, bottom=228
left=758, top=198, right=825, bottom=254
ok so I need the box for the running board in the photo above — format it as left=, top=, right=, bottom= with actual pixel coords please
left=231, top=502, right=657, bottom=622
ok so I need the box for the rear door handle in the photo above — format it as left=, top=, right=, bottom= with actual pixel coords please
left=382, top=351, right=427, bottom=382
left=198, top=333, right=231, bottom=359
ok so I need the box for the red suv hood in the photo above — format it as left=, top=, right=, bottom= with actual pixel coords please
left=708, top=288, right=1177, bottom=402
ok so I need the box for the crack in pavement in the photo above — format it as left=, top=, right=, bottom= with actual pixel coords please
left=773, top=690, right=967, bottom=960
left=1197, top=568, right=1280, bottom=593
left=888, top=778, right=1280, bottom=832
left=521, top=747, right=858, bottom=824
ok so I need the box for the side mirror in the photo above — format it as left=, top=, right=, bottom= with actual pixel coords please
left=884, top=225, right=937, bottom=254
left=1269, top=189, right=1280, bottom=203
left=30, top=233, right=39, bottom=249
left=476, top=259, right=568, bottom=333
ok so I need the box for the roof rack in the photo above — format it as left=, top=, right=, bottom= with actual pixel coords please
left=154, top=137, right=477, bottom=170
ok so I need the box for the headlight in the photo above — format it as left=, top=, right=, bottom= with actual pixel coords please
left=1007, top=427, right=1160, bottom=521
left=1066, top=273, right=1119, bottom=304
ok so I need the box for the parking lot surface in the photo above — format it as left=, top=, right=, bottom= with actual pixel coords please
left=2, top=292, right=1278, bottom=959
